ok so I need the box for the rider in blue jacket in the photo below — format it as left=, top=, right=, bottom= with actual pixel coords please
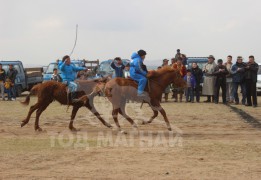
left=58, top=55, right=87, bottom=101
left=130, top=50, right=148, bottom=96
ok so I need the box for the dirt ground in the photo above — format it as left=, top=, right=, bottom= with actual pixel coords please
left=0, top=95, right=260, bottom=180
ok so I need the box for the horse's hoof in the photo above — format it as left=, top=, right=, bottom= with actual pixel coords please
left=70, top=127, right=78, bottom=132
left=120, top=130, right=127, bottom=134
left=105, top=123, right=113, bottom=128
left=141, top=121, right=148, bottom=125
left=21, top=121, right=27, bottom=127
left=132, top=123, right=138, bottom=129
left=35, top=127, right=42, bottom=132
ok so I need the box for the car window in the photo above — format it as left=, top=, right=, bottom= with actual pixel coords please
left=45, top=63, right=58, bottom=74
left=2, top=65, right=21, bottom=73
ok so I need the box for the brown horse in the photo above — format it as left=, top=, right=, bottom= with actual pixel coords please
left=20, top=79, right=112, bottom=131
left=79, top=66, right=187, bottom=132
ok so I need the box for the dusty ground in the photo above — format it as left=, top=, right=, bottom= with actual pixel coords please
left=0, top=95, right=260, bottom=180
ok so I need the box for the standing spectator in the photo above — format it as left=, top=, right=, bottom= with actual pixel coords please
left=202, top=55, right=217, bottom=102
left=231, top=56, right=246, bottom=105
left=0, top=63, right=6, bottom=100
left=162, top=59, right=170, bottom=102
left=181, top=54, right=188, bottom=65
left=51, top=68, right=62, bottom=82
left=224, top=55, right=234, bottom=103
left=4, top=78, right=12, bottom=100
left=213, top=59, right=229, bottom=104
left=244, top=55, right=259, bottom=107
left=175, top=49, right=182, bottom=60
left=191, top=62, right=203, bottom=102
left=111, top=57, right=125, bottom=78
left=172, top=57, right=187, bottom=102
left=170, top=58, right=177, bottom=66
left=6, top=64, right=18, bottom=101
left=183, top=69, right=196, bottom=103
left=124, top=63, right=131, bottom=79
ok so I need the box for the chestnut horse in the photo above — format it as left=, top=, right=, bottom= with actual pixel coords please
left=20, top=79, right=112, bottom=131
left=79, top=66, right=187, bottom=132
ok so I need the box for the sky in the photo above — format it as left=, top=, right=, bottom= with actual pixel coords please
left=0, top=0, right=261, bottom=66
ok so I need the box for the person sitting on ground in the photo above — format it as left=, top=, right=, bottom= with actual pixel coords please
left=51, top=68, right=62, bottom=82
left=191, top=62, right=203, bottom=103
left=231, top=56, right=246, bottom=105
left=213, top=59, right=229, bottom=104
left=183, top=69, right=196, bottom=103
left=58, top=55, right=87, bottom=102
left=111, top=57, right=125, bottom=78
left=244, top=55, right=259, bottom=107
left=130, top=50, right=149, bottom=97
left=4, top=78, right=12, bottom=101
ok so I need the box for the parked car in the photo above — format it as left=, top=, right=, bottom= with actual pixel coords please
left=0, top=61, right=43, bottom=96
left=257, top=63, right=261, bottom=95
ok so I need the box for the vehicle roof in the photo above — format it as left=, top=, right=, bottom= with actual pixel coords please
left=187, top=57, right=208, bottom=62
left=0, top=60, right=23, bottom=64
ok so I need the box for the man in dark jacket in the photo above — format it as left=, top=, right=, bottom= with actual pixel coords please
left=191, top=62, right=203, bottom=102
left=244, top=55, right=259, bottom=107
left=111, top=57, right=125, bottom=78
left=213, top=59, right=229, bottom=104
left=231, top=56, right=246, bottom=105
left=6, top=64, right=18, bottom=100
left=0, top=63, right=6, bottom=100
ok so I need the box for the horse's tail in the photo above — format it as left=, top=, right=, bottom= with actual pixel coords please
left=20, top=84, right=40, bottom=106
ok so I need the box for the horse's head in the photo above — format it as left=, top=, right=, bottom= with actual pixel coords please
left=172, top=71, right=187, bottom=89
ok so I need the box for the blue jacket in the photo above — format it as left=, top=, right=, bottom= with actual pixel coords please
left=183, top=75, right=196, bottom=88
left=58, top=62, right=85, bottom=82
left=130, top=53, right=147, bottom=77
left=111, top=62, right=125, bottom=78
left=231, top=62, right=246, bottom=83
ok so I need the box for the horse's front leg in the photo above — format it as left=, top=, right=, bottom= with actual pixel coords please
left=69, top=105, right=80, bottom=131
left=158, top=107, right=172, bottom=131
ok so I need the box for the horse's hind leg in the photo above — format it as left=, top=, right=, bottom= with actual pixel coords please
left=21, top=103, right=40, bottom=127
left=112, top=108, right=122, bottom=131
left=118, top=102, right=138, bottom=129
left=34, top=103, right=50, bottom=131
left=69, top=105, right=80, bottom=131
left=142, top=109, right=158, bottom=125
left=86, top=103, right=112, bottom=128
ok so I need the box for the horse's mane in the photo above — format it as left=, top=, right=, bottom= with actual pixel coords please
left=149, top=66, right=178, bottom=78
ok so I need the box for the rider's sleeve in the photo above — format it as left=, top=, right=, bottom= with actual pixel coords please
left=59, top=62, right=66, bottom=71
left=72, top=66, right=86, bottom=72
left=134, top=59, right=147, bottom=76
left=110, top=62, right=116, bottom=69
